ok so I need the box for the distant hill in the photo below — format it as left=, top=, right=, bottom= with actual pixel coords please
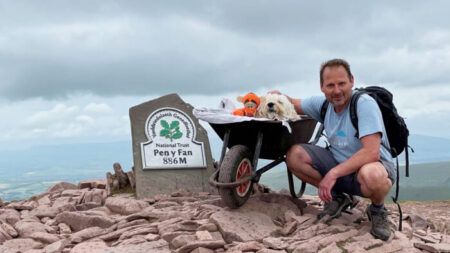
left=405, top=134, right=450, bottom=163
left=0, top=141, right=134, bottom=201
left=0, top=133, right=449, bottom=201
left=259, top=161, right=450, bottom=201
left=208, top=133, right=450, bottom=164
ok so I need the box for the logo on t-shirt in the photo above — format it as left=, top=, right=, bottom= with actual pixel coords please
left=336, top=130, right=346, bottom=137
left=330, top=130, right=349, bottom=148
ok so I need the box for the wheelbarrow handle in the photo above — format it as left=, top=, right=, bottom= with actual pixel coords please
left=208, top=168, right=256, bottom=188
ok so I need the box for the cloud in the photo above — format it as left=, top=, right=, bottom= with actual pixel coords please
left=1, top=1, right=449, bottom=101
left=83, top=103, right=113, bottom=114
left=0, top=1, right=450, bottom=148
left=25, top=104, right=79, bottom=127
left=0, top=97, right=131, bottom=148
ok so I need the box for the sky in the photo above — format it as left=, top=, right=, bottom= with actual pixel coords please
left=1, top=1, right=450, bottom=150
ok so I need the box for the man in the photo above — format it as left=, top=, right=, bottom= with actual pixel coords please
left=272, top=59, right=395, bottom=241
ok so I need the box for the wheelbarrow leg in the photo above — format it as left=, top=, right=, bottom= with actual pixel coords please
left=209, top=129, right=230, bottom=183
left=252, top=130, right=263, bottom=171
left=287, top=167, right=306, bottom=198
left=219, top=129, right=231, bottom=165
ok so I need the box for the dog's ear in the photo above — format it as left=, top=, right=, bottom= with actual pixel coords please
left=260, top=96, right=266, bottom=104
left=237, top=96, right=244, bottom=102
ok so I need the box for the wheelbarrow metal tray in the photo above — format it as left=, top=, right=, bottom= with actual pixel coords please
left=210, top=118, right=318, bottom=160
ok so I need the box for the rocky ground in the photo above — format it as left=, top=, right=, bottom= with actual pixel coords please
left=0, top=180, right=449, bottom=253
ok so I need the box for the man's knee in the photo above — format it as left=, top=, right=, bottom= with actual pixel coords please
left=358, top=163, right=390, bottom=187
left=286, top=145, right=312, bottom=168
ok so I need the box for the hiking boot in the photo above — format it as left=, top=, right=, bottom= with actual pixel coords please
left=317, top=193, right=352, bottom=220
left=366, top=205, right=391, bottom=241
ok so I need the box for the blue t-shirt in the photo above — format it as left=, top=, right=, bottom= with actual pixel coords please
left=302, top=91, right=395, bottom=178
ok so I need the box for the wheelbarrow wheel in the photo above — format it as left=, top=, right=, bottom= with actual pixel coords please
left=218, top=145, right=254, bottom=208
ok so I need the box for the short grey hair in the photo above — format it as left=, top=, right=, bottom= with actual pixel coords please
left=320, top=58, right=353, bottom=84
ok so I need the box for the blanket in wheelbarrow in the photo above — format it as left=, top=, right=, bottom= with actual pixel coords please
left=193, top=107, right=294, bottom=132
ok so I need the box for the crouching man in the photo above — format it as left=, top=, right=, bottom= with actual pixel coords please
left=272, top=58, right=395, bottom=241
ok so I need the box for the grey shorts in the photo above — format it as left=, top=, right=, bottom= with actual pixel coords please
left=300, top=144, right=395, bottom=197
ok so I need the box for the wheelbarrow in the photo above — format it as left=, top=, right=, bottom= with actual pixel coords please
left=208, top=117, right=322, bottom=208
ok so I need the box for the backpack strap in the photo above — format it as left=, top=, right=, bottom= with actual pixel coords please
left=320, top=99, right=329, bottom=122
left=319, top=100, right=330, bottom=148
left=349, top=91, right=363, bottom=138
left=391, top=156, right=403, bottom=231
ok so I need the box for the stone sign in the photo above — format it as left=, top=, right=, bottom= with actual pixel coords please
left=129, top=93, right=216, bottom=198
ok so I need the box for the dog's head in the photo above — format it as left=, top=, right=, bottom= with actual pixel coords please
left=256, top=94, right=298, bottom=120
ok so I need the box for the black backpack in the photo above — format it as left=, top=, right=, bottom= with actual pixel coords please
left=320, top=86, right=413, bottom=230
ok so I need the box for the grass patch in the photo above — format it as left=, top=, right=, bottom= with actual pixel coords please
left=111, top=186, right=136, bottom=197
left=335, top=241, right=349, bottom=253
left=335, top=238, right=354, bottom=253
left=366, top=243, right=383, bottom=251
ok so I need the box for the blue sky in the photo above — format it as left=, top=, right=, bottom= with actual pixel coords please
left=1, top=1, right=450, bottom=150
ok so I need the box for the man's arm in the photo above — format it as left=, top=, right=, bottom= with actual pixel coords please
left=268, top=90, right=305, bottom=115
left=286, top=95, right=304, bottom=115
left=318, top=132, right=381, bottom=202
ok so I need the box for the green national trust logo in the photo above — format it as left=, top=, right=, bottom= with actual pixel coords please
left=159, top=120, right=182, bottom=141
left=142, top=107, right=206, bottom=169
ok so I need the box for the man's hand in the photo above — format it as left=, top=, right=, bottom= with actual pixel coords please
left=318, top=170, right=338, bottom=202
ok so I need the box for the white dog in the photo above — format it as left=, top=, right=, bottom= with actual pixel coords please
left=256, top=94, right=300, bottom=121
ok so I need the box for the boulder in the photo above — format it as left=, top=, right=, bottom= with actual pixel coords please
left=44, top=239, right=69, bottom=253
left=105, top=197, right=149, bottom=215
left=112, top=235, right=148, bottom=246
left=117, top=219, right=149, bottom=229
left=0, top=208, right=21, bottom=225
left=118, top=226, right=158, bottom=241
left=106, top=172, right=113, bottom=196
left=71, top=227, right=106, bottom=243
left=76, top=202, right=102, bottom=211
left=145, top=233, right=161, bottom=241
left=227, top=241, right=265, bottom=252
left=238, top=195, right=302, bottom=222
left=79, top=189, right=105, bottom=206
left=78, top=179, right=107, bottom=190
left=2, top=238, right=43, bottom=252
left=61, top=189, right=85, bottom=197
left=171, top=234, right=197, bottom=248
left=46, top=182, right=78, bottom=193
left=175, top=240, right=225, bottom=253
left=14, top=220, right=55, bottom=237
left=414, top=242, right=450, bottom=253
left=30, top=204, right=59, bottom=218
left=58, top=222, right=71, bottom=234
left=55, top=211, right=115, bottom=232
left=96, top=239, right=170, bottom=253
left=0, top=227, right=12, bottom=243
left=126, top=171, right=136, bottom=189
left=6, top=200, right=37, bottom=210
left=210, top=211, right=278, bottom=243
left=91, top=189, right=106, bottom=204
left=70, top=240, right=109, bottom=253
left=113, top=179, right=120, bottom=191
left=1, top=221, right=18, bottom=238
left=52, top=197, right=75, bottom=210
left=28, top=231, right=60, bottom=244
left=37, top=195, right=51, bottom=205
left=407, top=213, right=429, bottom=231
left=113, top=162, right=129, bottom=188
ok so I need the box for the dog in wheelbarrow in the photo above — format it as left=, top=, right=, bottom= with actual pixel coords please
left=256, top=93, right=300, bottom=121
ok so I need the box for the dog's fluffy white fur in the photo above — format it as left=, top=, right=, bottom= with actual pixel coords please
left=256, top=94, right=300, bottom=121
